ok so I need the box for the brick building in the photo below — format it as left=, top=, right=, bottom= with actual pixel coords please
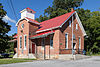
left=11, top=8, right=86, bottom=59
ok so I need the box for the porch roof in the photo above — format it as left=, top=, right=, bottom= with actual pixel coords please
left=30, top=30, right=55, bottom=39
left=8, top=38, right=17, bottom=42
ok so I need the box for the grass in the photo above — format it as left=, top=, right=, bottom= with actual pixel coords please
left=90, top=53, right=100, bottom=56
left=0, top=58, right=36, bottom=64
left=86, top=52, right=100, bottom=56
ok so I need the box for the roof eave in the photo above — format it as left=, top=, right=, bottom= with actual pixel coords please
left=36, top=26, right=60, bottom=33
left=75, top=11, right=87, bottom=36
left=59, top=11, right=75, bottom=28
left=16, top=18, right=40, bottom=27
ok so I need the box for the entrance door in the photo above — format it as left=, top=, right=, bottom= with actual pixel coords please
left=32, top=43, right=35, bottom=54
left=73, top=43, right=76, bottom=50
left=73, top=43, right=76, bottom=54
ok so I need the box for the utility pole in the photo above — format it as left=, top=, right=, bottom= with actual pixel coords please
left=72, top=15, right=74, bottom=57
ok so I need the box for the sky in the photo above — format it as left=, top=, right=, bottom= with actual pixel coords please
left=0, top=0, right=100, bottom=36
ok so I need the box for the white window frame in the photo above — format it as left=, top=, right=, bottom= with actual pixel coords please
left=21, top=24, right=24, bottom=29
left=76, top=24, right=78, bottom=30
left=50, top=35, right=53, bottom=49
left=79, top=37, right=81, bottom=49
left=69, top=20, right=71, bottom=27
left=19, top=36, right=22, bottom=49
left=65, top=33, right=68, bottom=49
left=24, top=35, right=27, bottom=50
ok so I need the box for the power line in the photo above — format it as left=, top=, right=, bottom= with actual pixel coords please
left=8, top=0, right=18, bottom=21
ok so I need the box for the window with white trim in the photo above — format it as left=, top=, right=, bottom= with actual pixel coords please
left=20, top=36, right=22, bottom=49
left=76, top=24, right=78, bottom=30
left=65, top=34, right=68, bottom=49
left=79, top=37, right=81, bottom=49
left=69, top=21, right=71, bottom=27
left=50, top=35, right=53, bottom=48
left=21, top=24, right=24, bottom=29
left=24, top=35, right=27, bottom=49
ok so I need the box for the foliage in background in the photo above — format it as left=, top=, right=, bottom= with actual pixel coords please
left=6, top=33, right=17, bottom=53
left=76, top=8, right=100, bottom=54
left=0, top=3, right=11, bottom=53
left=36, top=0, right=84, bottom=22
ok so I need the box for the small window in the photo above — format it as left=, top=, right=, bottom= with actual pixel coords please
left=24, top=35, right=27, bottom=49
left=21, top=24, right=24, bottom=28
left=69, top=21, right=71, bottom=27
left=65, top=34, right=68, bottom=49
left=73, top=34, right=76, bottom=40
left=76, top=24, right=78, bottom=30
left=50, top=35, right=53, bottom=48
left=79, top=37, right=81, bottom=49
left=20, top=36, right=22, bottom=49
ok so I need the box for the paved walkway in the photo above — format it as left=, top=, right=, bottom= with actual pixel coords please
left=0, top=56, right=100, bottom=67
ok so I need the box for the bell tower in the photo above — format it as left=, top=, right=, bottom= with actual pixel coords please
left=20, top=7, right=36, bottom=19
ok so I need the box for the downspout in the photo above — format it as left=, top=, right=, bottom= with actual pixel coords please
left=28, top=38, right=29, bottom=58
left=31, top=41, right=32, bottom=53
left=17, top=38, right=18, bottom=58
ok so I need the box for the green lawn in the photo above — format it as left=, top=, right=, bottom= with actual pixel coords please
left=0, top=58, right=36, bottom=64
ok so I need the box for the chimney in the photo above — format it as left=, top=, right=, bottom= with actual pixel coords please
left=20, top=7, right=36, bottom=19
left=71, top=8, right=74, bottom=12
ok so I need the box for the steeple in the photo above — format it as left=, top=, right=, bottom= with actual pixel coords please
left=20, top=7, right=36, bottom=19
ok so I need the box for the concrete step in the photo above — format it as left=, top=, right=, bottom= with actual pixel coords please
left=59, top=54, right=74, bottom=60
left=75, top=54, right=91, bottom=60
left=29, top=54, right=36, bottom=59
left=13, top=53, right=36, bottom=59
left=59, top=54, right=91, bottom=60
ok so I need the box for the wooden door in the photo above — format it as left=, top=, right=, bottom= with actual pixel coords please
left=32, top=43, right=35, bottom=54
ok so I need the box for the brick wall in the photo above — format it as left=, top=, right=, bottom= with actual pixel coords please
left=17, top=19, right=29, bottom=56
left=59, top=15, right=84, bottom=54
left=17, top=20, right=39, bottom=57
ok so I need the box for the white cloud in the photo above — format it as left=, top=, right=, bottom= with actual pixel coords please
left=3, top=15, right=16, bottom=23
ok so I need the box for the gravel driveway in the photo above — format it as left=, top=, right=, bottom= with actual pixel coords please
left=0, top=56, right=100, bottom=67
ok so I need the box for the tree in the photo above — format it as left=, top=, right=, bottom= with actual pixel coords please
left=0, top=3, right=11, bottom=53
left=53, top=0, right=84, bottom=9
left=36, top=0, right=84, bottom=22
left=7, top=33, right=17, bottom=53
left=76, top=8, right=100, bottom=54
left=36, top=15, right=49, bottom=22
left=84, top=11, right=100, bottom=54
left=76, top=8, right=91, bottom=28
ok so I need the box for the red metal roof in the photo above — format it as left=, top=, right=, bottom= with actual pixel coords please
left=26, top=7, right=36, bottom=13
left=30, top=30, right=55, bottom=38
left=15, top=11, right=75, bottom=38
left=37, top=11, right=75, bottom=31
left=26, top=17, right=40, bottom=25
left=13, top=34, right=17, bottom=38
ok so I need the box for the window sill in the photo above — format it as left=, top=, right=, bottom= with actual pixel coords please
left=41, top=47, right=44, bottom=50
left=50, top=47, right=54, bottom=49
left=65, top=48, right=68, bottom=50
left=24, top=48, right=26, bottom=50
